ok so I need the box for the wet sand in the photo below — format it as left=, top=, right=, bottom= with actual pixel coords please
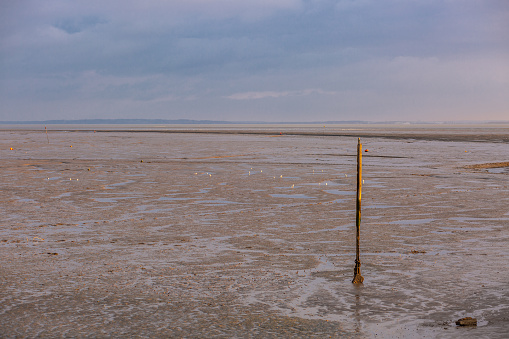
left=1, top=126, right=508, bottom=338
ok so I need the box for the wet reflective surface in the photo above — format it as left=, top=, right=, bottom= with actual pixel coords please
left=1, top=126, right=508, bottom=337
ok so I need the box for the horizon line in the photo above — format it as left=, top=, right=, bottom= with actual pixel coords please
left=1, top=118, right=509, bottom=125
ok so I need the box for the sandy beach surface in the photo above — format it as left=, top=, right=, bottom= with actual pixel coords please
left=1, top=125, right=508, bottom=338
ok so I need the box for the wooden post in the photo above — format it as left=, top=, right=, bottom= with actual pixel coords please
left=352, top=138, right=364, bottom=284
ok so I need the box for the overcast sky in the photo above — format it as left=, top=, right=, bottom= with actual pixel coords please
left=1, top=0, right=508, bottom=122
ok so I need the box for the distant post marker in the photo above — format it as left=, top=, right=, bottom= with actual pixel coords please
left=352, top=138, right=364, bottom=284
left=45, top=126, right=49, bottom=144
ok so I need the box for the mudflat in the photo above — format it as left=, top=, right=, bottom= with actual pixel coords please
left=1, top=126, right=508, bottom=338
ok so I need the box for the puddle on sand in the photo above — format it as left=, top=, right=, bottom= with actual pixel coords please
left=302, top=181, right=346, bottom=187
left=270, top=194, right=316, bottom=199
left=363, top=204, right=397, bottom=209
left=157, top=197, right=194, bottom=201
left=103, top=180, right=135, bottom=190
left=194, top=188, right=212, bottom=194
left=388, top=219, right=435, bottom=225
left=16, top=198, right=38, bottom=203
left=362, top=179, right=386, bottom=187
left=324, top=189, right=356, bottom=196
left=487, top=167, right=509, bottom=174
left=136, top=205, right=174, bottom=214
left=441, top=226, right=496, bottom=232
left=449, top=216, right=509, bottom=222
left=50, top=192, right=72, bottom=199
left=330, top=198, right=347, bottom=204
left=92, top=197, right=138, bottom=203
left=193, top=200, right=242, bottom=205
left=295, top=224, right=352, bottom=234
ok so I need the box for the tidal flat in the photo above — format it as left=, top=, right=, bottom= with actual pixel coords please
left=1, top=125, right=508, bottom=338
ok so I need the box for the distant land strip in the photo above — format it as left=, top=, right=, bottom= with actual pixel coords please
left=2, top=119, right=509, bottom=125
left=1, top=119, right=376, bottom=125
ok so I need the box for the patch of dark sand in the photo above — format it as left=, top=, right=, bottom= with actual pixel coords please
left=465, top=161, right=509, bottom=169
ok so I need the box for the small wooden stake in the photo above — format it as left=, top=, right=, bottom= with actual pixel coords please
left=45, top=126, right=49, bottom=144
left=352, top=138, right=364, bottom=284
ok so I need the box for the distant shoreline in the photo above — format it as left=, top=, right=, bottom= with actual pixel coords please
left=1, top=119, right=508, bottom=125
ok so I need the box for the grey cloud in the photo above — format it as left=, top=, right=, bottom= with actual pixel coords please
left=1, top=0, right=508, bottom=121
left=54, top=16, right=106, bottom=34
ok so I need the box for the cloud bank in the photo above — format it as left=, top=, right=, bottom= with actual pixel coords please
left=1, top=0, right=508, bottom=121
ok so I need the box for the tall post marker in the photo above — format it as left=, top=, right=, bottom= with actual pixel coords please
left=352, top=138, right=364, bottom=284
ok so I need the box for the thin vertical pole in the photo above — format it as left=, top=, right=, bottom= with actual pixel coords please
left=353, top=138, right=364, bottom=284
